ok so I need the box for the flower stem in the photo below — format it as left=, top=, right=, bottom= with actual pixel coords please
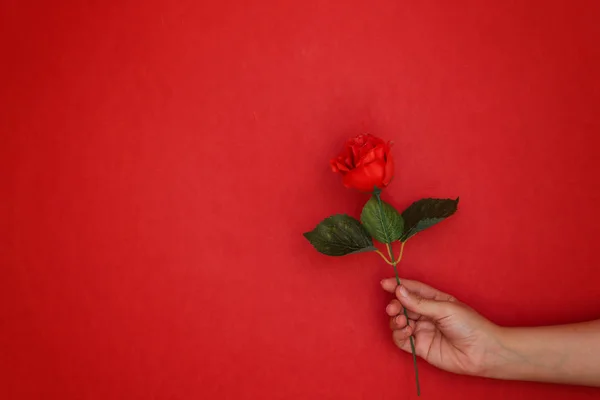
left=374, top=191, right=420, bottom=396
left=375, top=250, right=395, bottom=265
left=386, top=242, right=420, bottom=397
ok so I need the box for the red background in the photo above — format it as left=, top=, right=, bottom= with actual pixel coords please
left=2, top=0, right=600, bottom=399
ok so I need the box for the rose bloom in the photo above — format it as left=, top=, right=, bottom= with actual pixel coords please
left=330, top=134, right=394, bottom=192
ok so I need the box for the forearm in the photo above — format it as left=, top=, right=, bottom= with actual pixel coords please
left=483, top=320, right=600, bottom=386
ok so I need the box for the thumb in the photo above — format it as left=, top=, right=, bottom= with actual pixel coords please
left=396, top=285, right=450, bottom=320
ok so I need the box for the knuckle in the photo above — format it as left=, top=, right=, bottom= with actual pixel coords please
left=392, top=331, right=405, bottom=345
left=436, top=302, right=455, bottom=318
left=390, top=315, right=404, bottom=329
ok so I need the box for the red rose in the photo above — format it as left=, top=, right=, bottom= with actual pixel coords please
left=330, top=134, right=394, bottom=192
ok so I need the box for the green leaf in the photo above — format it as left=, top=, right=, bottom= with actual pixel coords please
left=400, top=198, right=459, bottom=241
left=303, top=214, right=376, bottom=256
left=360, top=196, right=404, bottom=244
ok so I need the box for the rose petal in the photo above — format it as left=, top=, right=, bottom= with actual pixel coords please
left=348, top=143, right=359, bottom=164
left=382, top=150, right=394, bottom=186
left=330, top=159, right=339, bottom=172
left=344, top=155, right=353, bottom=169
left=342, top=160, right=387, bottom=192
left=334, top=135, right=392, bottom=188
left=374, top=144, right=385, bottom=160
left=361, top=136, right=385, bottom=159
left=336, top=160, right=350, bottom=172
left=356, top=148, right=375, bottom=167
left=365, top=134, right=385, bottom=146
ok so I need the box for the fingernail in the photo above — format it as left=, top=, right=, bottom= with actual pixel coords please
left=395, top=315, right=404, bottom=325
left=399, top=286, right=409, bottom=298
left=386, top=304, right=393, bottom=314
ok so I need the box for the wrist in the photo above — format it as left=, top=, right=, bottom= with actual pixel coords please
left=479, top=326, right=545, bottom=381
left=476, top=321, right=600, bottom=386
left=477, top=325, right=518, bottom=379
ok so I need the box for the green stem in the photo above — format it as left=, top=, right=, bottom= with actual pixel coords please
left=386, top=242, right=420, bottom=397
left=375, top=191, right=421, bottom=396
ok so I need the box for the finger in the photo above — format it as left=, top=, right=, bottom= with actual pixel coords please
left=413, top=319, right=436, bottom=336
left=387, top=298, right=420, bottom=321
left=396, top=285, right=453, bottom=321
left=386, top=299, right=402, bottom=316
left=399, top=279, right=456, bottom=302
left=392, top=325, right=415, bottom=353
left=383, top=278, right=456, bottom=302
left=389, top=314, right=407, bottom=330
left=404, top=308, right=421, bottom=321
left=381, top=278, right=399, bottom=293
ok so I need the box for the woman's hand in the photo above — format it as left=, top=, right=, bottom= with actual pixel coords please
left=383, top=278, right=600, bottom=387
left=382, top=278, right=502, bottom=377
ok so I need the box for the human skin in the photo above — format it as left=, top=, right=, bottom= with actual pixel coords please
left=382, top=278, right=600, bottom=387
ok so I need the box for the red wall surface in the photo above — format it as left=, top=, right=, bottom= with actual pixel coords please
left=2, top=1, right=600, bottom=399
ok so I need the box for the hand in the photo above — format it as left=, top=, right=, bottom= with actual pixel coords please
left=381, top=278, right=501, bottom=377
